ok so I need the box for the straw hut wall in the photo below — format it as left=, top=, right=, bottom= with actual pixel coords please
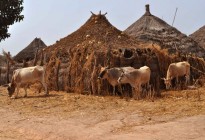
left=125, top=5, right=205, bottom=59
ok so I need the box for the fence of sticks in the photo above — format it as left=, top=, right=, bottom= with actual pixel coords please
left=45, top=45, right=205, bottom=97
left=1, top=46, right=205, bottom=98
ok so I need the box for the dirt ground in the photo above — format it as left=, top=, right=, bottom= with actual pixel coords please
left=0, top=86, right=205, bottom=140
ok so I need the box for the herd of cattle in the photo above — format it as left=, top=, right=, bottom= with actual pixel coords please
left=3, top=61, right=190, bottom=99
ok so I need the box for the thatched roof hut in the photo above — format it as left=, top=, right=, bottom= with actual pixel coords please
left=45, top=12, right=159, bottom=93
left=190, top=25, right=205, bottom=49
left=14, top=37, right=47, bottom=62
left=43, top=12, right=205, bottom=97
left=125, top=5, right=205, bottom=58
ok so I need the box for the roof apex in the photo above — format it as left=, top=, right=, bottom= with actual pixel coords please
left=144, top=4, right=151, bottom=16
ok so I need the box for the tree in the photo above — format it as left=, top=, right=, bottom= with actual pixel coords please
left=0, top=0, right=24, bottom=42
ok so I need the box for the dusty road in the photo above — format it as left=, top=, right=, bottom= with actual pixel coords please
left=0, top=86, right=205, bottom=140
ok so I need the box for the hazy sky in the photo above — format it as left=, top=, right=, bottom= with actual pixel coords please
left=1, top=0, right=205, bottom=56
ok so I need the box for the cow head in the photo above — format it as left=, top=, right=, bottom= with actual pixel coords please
left=162, top=78, right=172, bottom=89
left=7, top=83, right=16, bottom=97
left=98, top=67, right=109, bottom=79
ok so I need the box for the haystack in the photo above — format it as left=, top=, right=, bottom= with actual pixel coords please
left=125, top=5, right=205, bottom=58
left=190, top=25, right=205, bottom=49
left=14, top=37, right=47, bottom=62
left=44, top=12, right=205, bottom=97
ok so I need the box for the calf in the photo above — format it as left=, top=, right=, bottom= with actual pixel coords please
left=162, top=61, right=190, bottom=89
left=117, top=66, right=151, bottom=99
left=7, top=65, right=48, bottom=99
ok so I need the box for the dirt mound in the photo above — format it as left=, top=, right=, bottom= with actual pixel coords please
left=14, top=37, right=47, bottom=62
left=124, top=5, right=205, bottom=58
left=190, top=25, right=205, bottom=49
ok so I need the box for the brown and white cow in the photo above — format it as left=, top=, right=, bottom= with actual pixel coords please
left=117, top=66, right=151, bottom=99
left=7, top=65, right=48, bottom=99
left=162, top=61, right=190, bottom=89
left=98, top=66, right=135, bottom=96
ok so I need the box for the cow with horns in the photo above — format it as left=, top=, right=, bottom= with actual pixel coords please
left=161, top=61, right=190, bottom=89
left=117, top=66, right=151, bottom=99
left=98, top=66, right=135, bottom=96
left=6, top=65, right=48, bottom=99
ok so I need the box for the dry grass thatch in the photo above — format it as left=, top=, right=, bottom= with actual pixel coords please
left=125, top=5, right=205, bottom=59
left=190, top=25, right=205, bottom=49
left=14, top=37, right=47, bottom=62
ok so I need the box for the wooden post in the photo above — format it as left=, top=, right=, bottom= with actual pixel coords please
left=0, top=68, right=1, bottom=85
left=56, top=60, right=61, bottom=91
left=40, top=50, right=44, bottom=66
left=33, top=47, right=39, bottom=66
left=6, top=52, right=10, bottom=84
left=23, top=60, right=27, bottom=68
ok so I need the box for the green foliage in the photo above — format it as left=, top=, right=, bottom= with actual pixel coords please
left=0, top=0, right=24, bottom=42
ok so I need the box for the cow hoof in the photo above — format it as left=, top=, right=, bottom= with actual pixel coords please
left=11, top=96, right=17, bottom=99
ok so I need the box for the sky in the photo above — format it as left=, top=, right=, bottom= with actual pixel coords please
left=1, top=0, right=205, bottom=56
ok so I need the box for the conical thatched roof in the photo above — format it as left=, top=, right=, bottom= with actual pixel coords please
left=190, top=25, right=205, bottom=49
left=46, top=11, right=151, bottom=57
left=14, top=38, right=47, bottom=62
left=125, top=4, right=205, bottom=58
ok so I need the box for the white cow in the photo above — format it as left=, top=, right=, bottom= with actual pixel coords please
left=162, top=61, right=190, bottom=89
left=117, top=66, right=151, bottom=99
left=7, top=65, right=48, bottom=99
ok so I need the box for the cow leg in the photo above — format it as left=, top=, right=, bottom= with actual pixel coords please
left=138, top=85, right=141, bottom=100
left=132, top=87, right=136, bottom=100
left=11, top=86, right=19, bottom=99
left=119, top=85, right=123, bottom=98
left=175, top=77, right=179, bottom=89
left=133, top=85, right=140, bottom=100
left=23, top=85, right=28, bottom=97
left=185, top=74, right=190, bottom=86
left=113, top=86, right=115, bottom=96
left=41, top=82, right=48, bottom=96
